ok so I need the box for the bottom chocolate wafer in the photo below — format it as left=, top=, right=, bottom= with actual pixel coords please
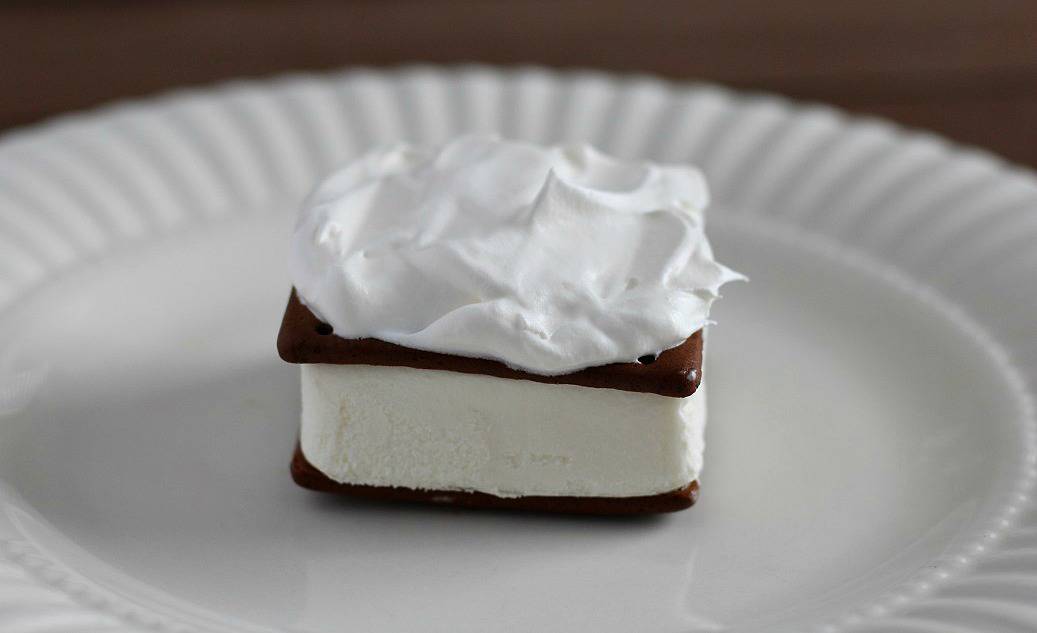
left=291, top=443, right=698, bottom=515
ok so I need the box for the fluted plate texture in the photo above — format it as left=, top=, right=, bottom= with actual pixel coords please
left=0, top=66, right=1034, bottom=633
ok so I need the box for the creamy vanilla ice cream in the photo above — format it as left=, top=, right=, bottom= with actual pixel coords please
left=301, top=364, right=705, bottom=498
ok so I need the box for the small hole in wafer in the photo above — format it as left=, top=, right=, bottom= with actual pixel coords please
left=315, top=322, right=333, bottom=336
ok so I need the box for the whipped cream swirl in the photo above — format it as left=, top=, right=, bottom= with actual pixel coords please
left=290, top=136, right=743, bottom=375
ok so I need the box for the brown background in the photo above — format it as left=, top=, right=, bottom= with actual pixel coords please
left=3, top=0, right=1036, bottom=167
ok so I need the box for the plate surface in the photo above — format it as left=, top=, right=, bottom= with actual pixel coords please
left=0, top=67, right=1035, bottom=633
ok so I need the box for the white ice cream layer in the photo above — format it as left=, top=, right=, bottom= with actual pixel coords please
left=299, top=364, right=705, bottom=498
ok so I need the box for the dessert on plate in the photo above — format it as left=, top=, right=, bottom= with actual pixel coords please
left=277, top=136, right=742, bottom=514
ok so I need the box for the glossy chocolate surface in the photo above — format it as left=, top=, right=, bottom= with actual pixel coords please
left=277, top=290, right=702, bottom=397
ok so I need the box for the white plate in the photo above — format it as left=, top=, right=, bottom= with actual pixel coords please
left=0, top=67, right=1035, bottom=633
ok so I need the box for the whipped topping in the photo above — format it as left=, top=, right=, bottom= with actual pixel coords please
left=290, top=136, right=743, bottom=375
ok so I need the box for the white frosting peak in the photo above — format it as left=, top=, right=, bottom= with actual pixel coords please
left=290, top=136, right=743, bottom=375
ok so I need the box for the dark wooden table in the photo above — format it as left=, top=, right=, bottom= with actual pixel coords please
left=4, top=1, right=1036, bottom=167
